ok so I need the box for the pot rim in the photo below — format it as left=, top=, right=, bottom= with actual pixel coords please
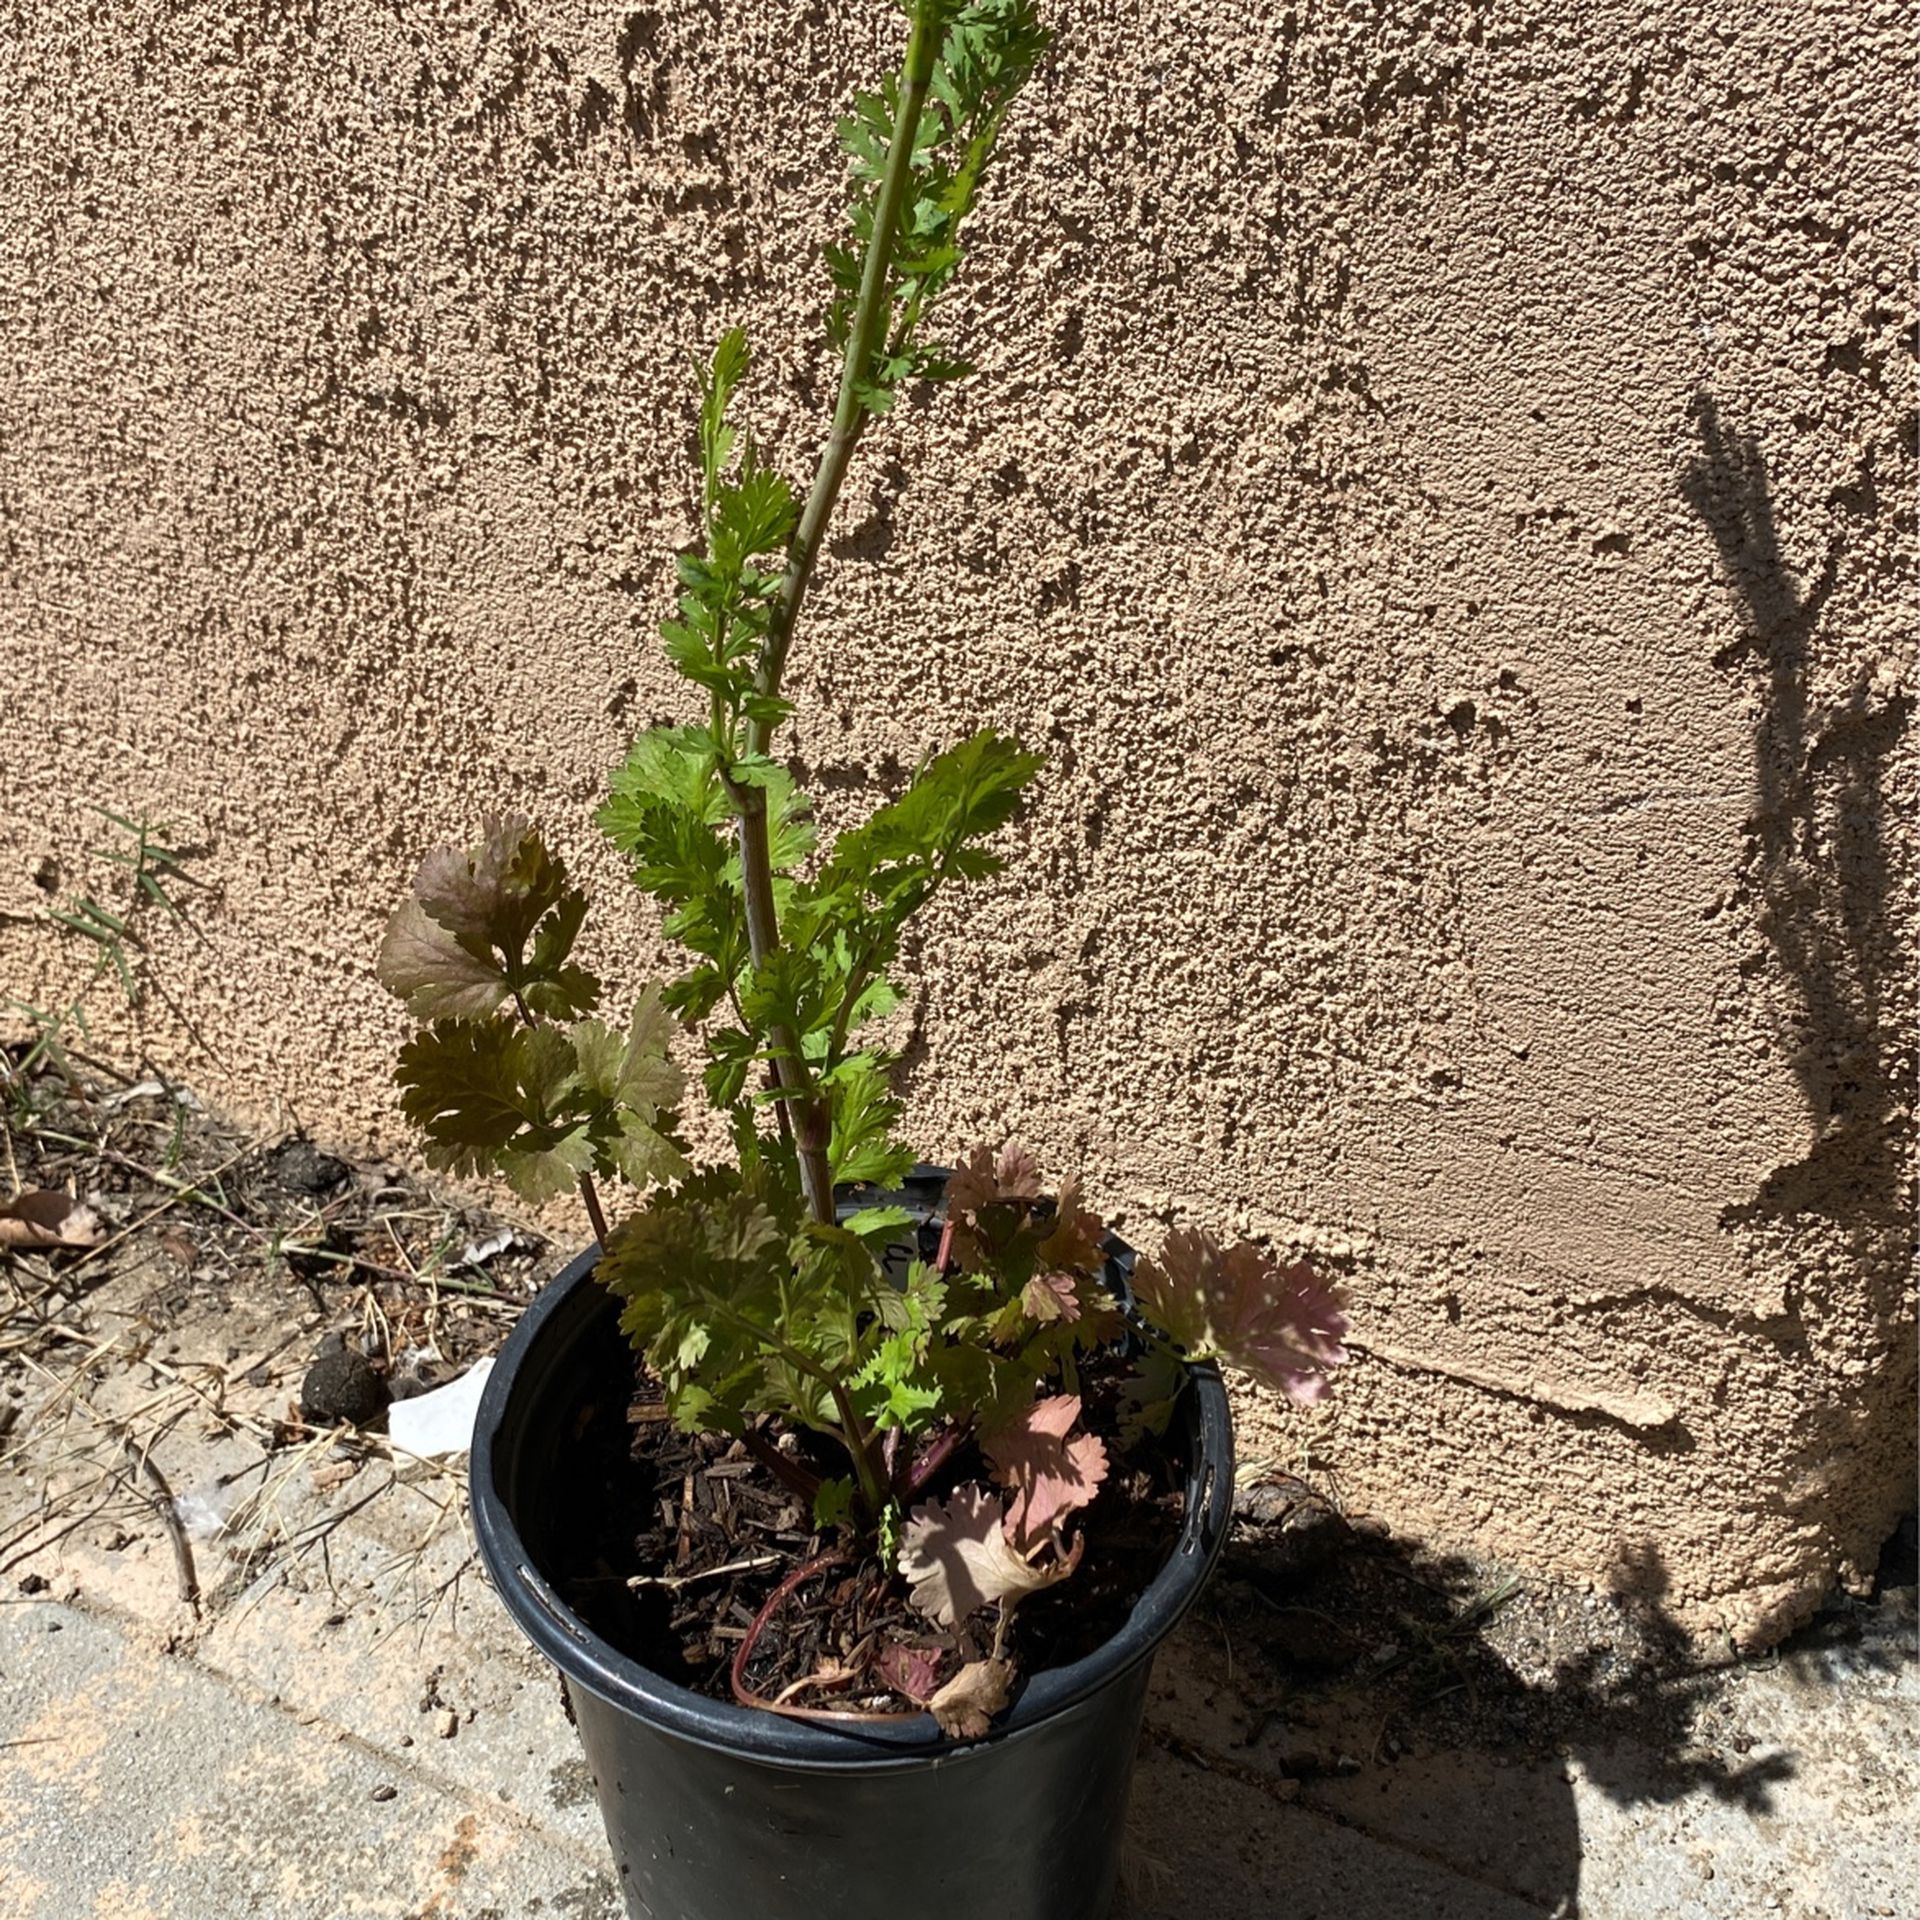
left=471, top=1211, right=1234, bottom=1773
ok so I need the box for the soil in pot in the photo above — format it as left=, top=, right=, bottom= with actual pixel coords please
left=538, top=1313, right=1191, bottom=1718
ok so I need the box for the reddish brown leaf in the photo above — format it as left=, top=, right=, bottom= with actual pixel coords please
left=1036, top=1175, right=1106, bottom=1275
left=875, top=1641, right=944, bottom=1704
left=156, top=1227, right=198, bottom=1269
left=1019, top=1271, right=1079, bottom=1323
left=981, top=1393, right=1109, bottom=1549
left=0, top=1189, right=103, bottom=1251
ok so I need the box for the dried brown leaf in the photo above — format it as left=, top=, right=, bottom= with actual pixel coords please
left=900, top=1484, right=1057, bottom=1627
left=0, top=1189, right=104, bottom=1251
left=927, top=1657, right=1013, bottom=1739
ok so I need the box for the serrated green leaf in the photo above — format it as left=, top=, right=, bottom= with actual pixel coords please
left=823, top=1054, right=914, bottom=1188
left=843, top=1204, right=915, bottom=1247
left=396, top=1021, right=585, bottom=1203
left=813, top=1476, right=856, bottom=1532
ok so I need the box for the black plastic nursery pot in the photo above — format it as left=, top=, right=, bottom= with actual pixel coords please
left=470, top=1178, right=1234, bottom=1920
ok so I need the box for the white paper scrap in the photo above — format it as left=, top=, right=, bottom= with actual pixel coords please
left=388, top=1359, right=495, bottom=1459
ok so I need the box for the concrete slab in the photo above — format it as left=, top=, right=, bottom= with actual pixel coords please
left=0, top=1600, right=618, bottom=1920
left=1117, top=1746, right=1550, bottom=1920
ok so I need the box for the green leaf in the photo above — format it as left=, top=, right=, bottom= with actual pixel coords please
left=843, top=1204, right=915, bottom=1246
left=524, top=892, right=598, bottom=1019
left=570, top=986, right=690, bottom=1189
left=604, top=727, right=724, bottom=825
left=712, top=459, right=798, bottom=567
left=699, top=327, right=750, bottom=508
left=827, top=1, right=1048, bottom=413
left=812, top=1477, right=856, bottom=1532
left=572, top=986, right=682, bottom=1115
left=1115, top=1341, right=1188, bottom=1449
left=823, top=1054, right=915, bottom=1189
left=396, top=1021, right=590, bottom=1204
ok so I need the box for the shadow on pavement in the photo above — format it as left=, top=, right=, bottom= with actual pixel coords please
left=1123, top=1486, right=1917, bottom=1919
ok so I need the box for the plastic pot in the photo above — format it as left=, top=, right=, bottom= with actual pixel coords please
left=470, top=1174, right=1234, bottom=1920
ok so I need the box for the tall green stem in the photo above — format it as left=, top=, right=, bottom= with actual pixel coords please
left=735, top=0, right=944, bottom=1226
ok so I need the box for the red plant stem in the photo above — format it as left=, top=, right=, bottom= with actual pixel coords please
left=739, top=1427, right=823, bottom=1507
left=906, top=1422, right=966, bottom=1498
left=730, top=1548, right=850, bottom=1710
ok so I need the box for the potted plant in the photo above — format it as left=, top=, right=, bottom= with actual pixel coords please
left=375, top=4, right=1347, bottom=1915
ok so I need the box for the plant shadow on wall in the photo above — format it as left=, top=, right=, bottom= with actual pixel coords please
left=1124, top=1491, right=1915, bottom=1919
left=1681, top=395, right=1911, bottom=1253
left=1677, top=398, right=1914, bottom=1635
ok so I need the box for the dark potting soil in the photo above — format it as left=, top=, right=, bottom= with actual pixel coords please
left=537, top=1323, right=1190, bottom=1718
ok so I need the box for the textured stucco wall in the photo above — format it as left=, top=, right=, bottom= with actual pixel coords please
left=2, top=0, right=1913, bottom=1642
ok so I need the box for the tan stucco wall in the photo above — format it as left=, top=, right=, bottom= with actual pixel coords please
left=3, top=0, right=1913, bottom=1642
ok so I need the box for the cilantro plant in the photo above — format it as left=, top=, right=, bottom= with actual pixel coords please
left=378, top=0, right=1347, bottom=1729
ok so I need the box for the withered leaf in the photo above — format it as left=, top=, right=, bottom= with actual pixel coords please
left=927, top=1657, right=1013, bottom=1739
left=0, top=1189, right=104, bottom=1251
left=899, top=1483, right=1057, bottom=1627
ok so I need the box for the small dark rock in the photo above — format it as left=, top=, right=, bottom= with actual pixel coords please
left=300, top=1344, right=388, bottom=1427
left=370, top=1783, right=397, bottom=1802
left=1233, top=1477, right=1314, bottom=1526
left=271, top=1138, right=351, bottom=1194
left=1255, top=1605, right=1367, bottom=1671
left=1878, top=1512, right=1918, bottom=1591
left=18, top=1572, right=50, bottom=1595
left=1228, top=1498, right=1353, bottom=1586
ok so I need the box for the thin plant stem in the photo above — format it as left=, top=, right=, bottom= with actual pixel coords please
left=733, top=0, right=944, bottom=1229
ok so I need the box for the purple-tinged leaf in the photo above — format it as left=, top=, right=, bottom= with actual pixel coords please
left=377, top=898, right=511, bottom=1021
left=875, top=1641, right=944, bottom=1705
left=1131, top=1228, right=1348, bottom=1404
left=945, top=1141, right=1043, bottom=1226
left=1019, top=1270, right=1080, bottom=1323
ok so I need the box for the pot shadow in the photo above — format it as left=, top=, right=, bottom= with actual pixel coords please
left=1120, top=1492, right=1916, bottom=1919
